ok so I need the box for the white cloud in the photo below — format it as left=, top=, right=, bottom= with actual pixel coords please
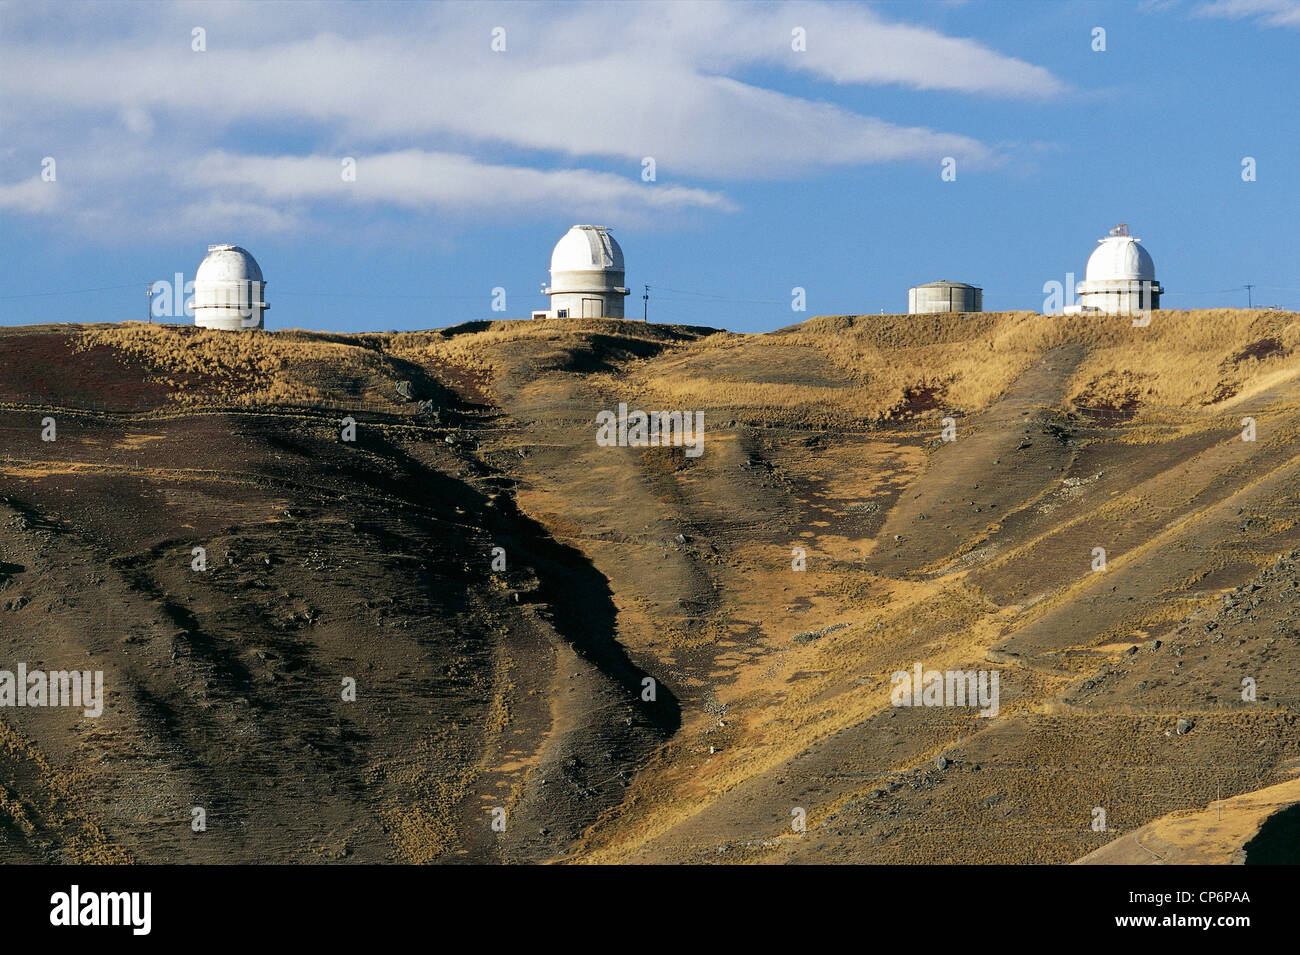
left=0, top=0, right=1063, bottom=235
left=0, top=175, right=58, bottom=214
left=1194, top=0, right=1300, bottom=26
left=1, top=30, right=998, bottom=177
left=695, top=1, right=1066, bottom=97
left=185, top=149, right=736, bottom=215
left=0, top=143, right=729, bottom=239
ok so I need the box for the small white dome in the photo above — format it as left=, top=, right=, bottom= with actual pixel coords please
left=196, top=244, right=264, bottom=284
left=550, top=225, right=624, bottom=274
left=1085, top=236, right=1156, bottom=282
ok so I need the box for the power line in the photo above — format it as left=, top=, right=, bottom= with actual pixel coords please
left=275, top=290, right=483, bottom=301
left=0, top=283, right=141, bottom=301
left=645, top=284, right=788, bottom=306
left=645, top=304, right=701, bottom=322
left=1162, top=287, right=1251, bottom=297
left=0, top=285, right=492, bottom=305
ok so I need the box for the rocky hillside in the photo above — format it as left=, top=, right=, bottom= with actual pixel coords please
left=2, top=309, right=1300, bottom=863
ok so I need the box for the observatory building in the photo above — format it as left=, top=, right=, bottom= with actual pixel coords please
left=192, top=244, right=268, bottom=330
left=908, top=281, right=982, bottom=314
left=533, top=225, right=629, bottom=319
left=1070, top=224, right=1162, bottom=315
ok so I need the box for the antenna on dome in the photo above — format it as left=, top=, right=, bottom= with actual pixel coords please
left=1109, top=223, right=1129, bottom=237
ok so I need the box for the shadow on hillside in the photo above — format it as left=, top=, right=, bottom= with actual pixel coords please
left=344, top=427, right=682, bottom=736
left=501, top=496, right=682, bottom=736
left=1244, top=803, right=1300, bottom=864
left=546, top=333, right=679, bottom=375
left=439, top=321, right=495, bottom=338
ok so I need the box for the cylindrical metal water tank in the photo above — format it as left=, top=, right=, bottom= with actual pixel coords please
left=908, top=281, right=982, bottom=314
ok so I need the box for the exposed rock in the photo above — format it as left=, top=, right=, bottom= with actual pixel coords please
left=792, top=622, right=850, bottom=644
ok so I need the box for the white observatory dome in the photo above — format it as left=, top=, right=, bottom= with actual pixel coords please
left=540, top=225, right=629, bottom=319
left=1072, top=225, right=1162, bottom=315
left=192, top=244, right=268, bottom=330
left=550, top=224, right=625, bottom=274
left=1085, top=236, right=1156, bottom=282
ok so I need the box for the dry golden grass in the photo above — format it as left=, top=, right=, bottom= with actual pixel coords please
left=0, top=719, right=132, bottom=863
left=1078, top=775, right=1300, bottom=864
left=625, top=309, right=1300, bottom=426
left=67, top=309, right=1300, bottom=424
left=1066, top=309, right=1300, bottom=410
left=580, top=578, right=1022, bottom=863
left=386, top=318, right=722, bottom=400
left=74, top=323, right=406, bottom=407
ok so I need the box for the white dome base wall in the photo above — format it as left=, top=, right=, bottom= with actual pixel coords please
left=1075, top=282, right=1161, bottom=314
left=548, top=286, right=627, bottom=319
left=194, top=307, right=265, bottom=331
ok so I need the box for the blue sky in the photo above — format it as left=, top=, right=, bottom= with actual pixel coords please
left=1, top=0, right=1297, bottom=333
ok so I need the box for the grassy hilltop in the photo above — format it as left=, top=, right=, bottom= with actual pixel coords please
left=2, top=308, right=1300, bottom=863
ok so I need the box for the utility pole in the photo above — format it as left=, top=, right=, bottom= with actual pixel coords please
left=146, top=283, right=154, bottom=323
left=1245, top=284, right=1255, bottom=308
left=643, top=284, right=649, bottom=322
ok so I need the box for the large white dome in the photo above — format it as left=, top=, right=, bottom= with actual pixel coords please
left=1085, top=236, right=1156, bottom=282
left=192, top=243, right=267, bottom=330
left=550, top=225, right=624, bottom=273
left=195, top=244, right=264, bottom=283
